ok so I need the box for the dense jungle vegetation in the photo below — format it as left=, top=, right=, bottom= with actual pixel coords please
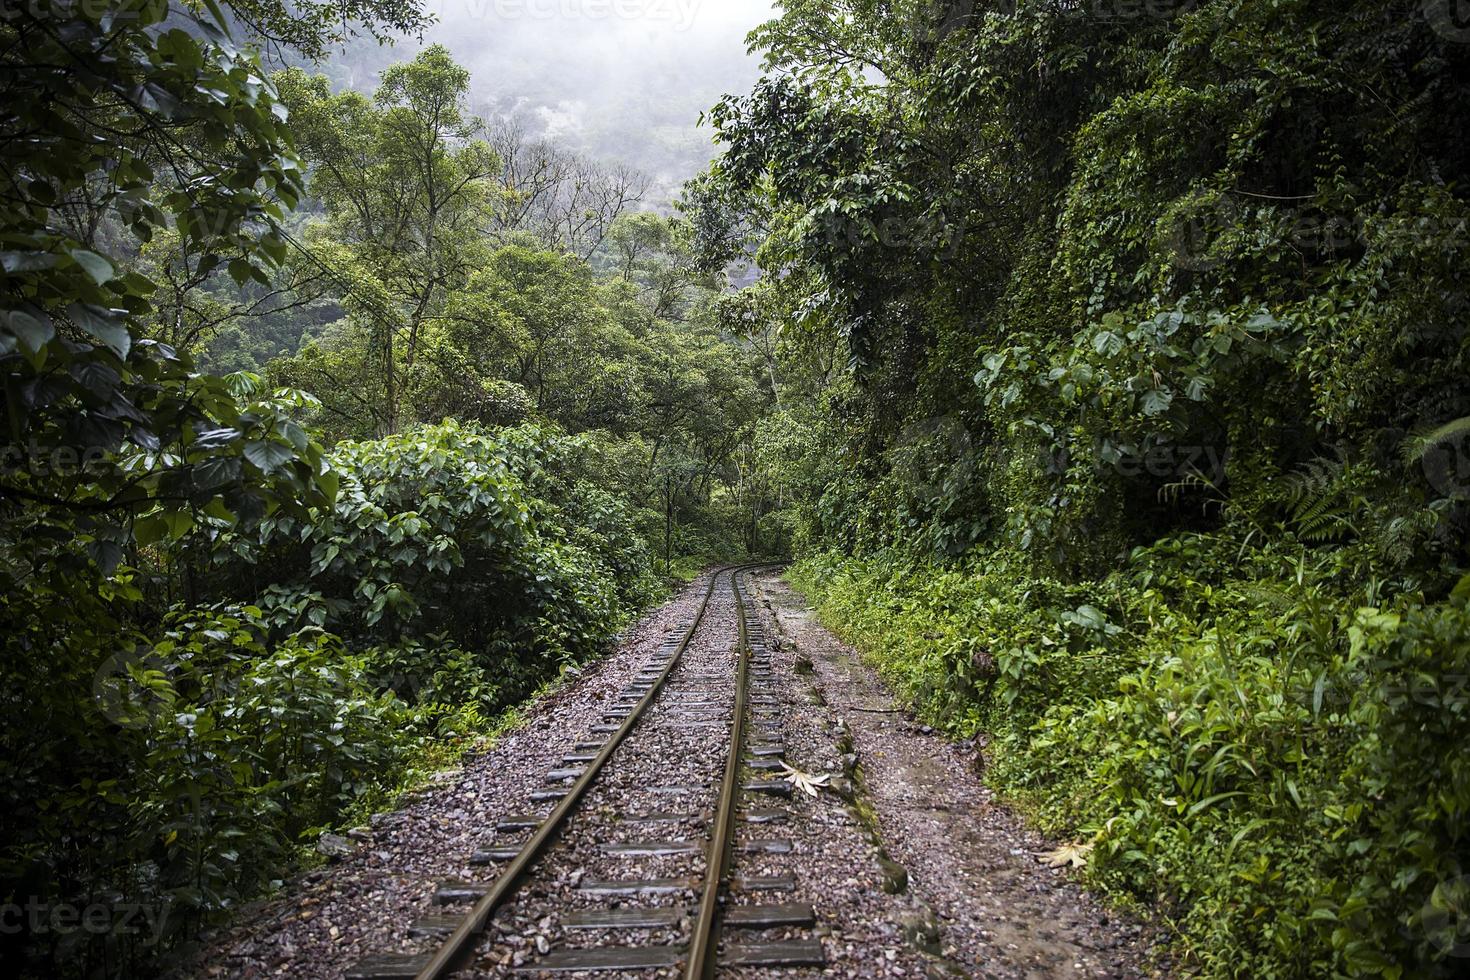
left=2, top=1, right=1468, bottom=977
left=0, top=2, right=775, bottom=975
left=691, top=1, right=1470, bottom=977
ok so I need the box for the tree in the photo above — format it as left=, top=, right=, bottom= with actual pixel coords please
left=0, top=1, right=347, bottom=588
left=701, top=0, right=1470, bottom=567
left=224, top=0, right=433, bottom=59
left=275, top=45, right=501, bottom=432
left=135, top=228, right=335, bottom=357
left=604, top=211, right=715, bottom=323
left=701, top=5, right=1470, bottom=974
left=488, top=118, right=651, bottom=258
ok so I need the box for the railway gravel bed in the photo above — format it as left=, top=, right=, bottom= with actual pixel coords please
left=456, top=574, right=744, bottom=977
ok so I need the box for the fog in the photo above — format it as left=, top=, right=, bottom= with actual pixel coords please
left=322, top=0, right=777, bottom=204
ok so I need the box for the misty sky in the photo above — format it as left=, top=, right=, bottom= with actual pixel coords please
left=326, top=0, right=778, bottom=203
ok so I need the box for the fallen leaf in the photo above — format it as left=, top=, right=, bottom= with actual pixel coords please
left=1040, top=840, right=1093, bottom=868
left=779, top=762, right=831, bottom=797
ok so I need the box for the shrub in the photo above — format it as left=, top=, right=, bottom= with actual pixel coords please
left=0, top=604, right=410, bottom=976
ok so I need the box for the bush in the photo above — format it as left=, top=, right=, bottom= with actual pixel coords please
left=0, top=603, right=411, bottom=976
left=219, top=420, right=654, bottom=707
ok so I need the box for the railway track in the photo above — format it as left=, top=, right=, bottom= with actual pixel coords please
left=345, top=565, right=825, bottom=978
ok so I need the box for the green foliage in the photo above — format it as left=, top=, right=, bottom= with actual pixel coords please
left=793, top=550, right=1470, bottom=978
left=250, top=419, right=651, bottom=682
left=124, top=608, right=410, bottom=909
left=0, top=1, right=336, bottom=577
left=704, top=0, right=1470, bottom=573
left=1, top=4, right=768, bottom=978
left=0, top=20, right=692, bottom=954
left=716, top=4, right=1470, bottom=974
left=0, top=598, right=412, bottom=975
left=271, top=45, right=501, bottom=434
left=224, top=0, right=434, bottom=60
left=266, top=44, right=773, bottom=566
left=1, top=419, right=662, bottom=976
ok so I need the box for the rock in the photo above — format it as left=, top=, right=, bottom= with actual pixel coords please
left=879, top=855, right=909, bottom=894
left=897, top=908, right=942, bottom=954
left=315, top=833, right=356, bottom=860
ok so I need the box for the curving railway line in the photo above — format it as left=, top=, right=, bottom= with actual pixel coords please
left=344, top=565, right=824, bottom=979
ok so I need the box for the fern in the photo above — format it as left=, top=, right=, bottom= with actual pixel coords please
left=1378, top=515, right=1420, bottom=567
left=1236, top=580, right=1297, bottom=613
left=1401, top=415, right=1470, bottom=465
left=1159, top=466, right=1227, bottom=515
left=1284, top=451, right=1357, bottom=542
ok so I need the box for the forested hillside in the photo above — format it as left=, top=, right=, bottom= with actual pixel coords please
left=692, top=1, right=1470, bottom=976
left=293, top=1, right=775, bottom=203
left=3, top=1, right=1468, bottom=978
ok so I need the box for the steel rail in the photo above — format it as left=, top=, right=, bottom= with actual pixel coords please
left=411, top=566, right=740, bottom=980
left=685, top=564, right=755, bottom=979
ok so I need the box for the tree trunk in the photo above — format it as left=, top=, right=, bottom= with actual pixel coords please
left=663, top=472, right=673, bottom=575
left=383, top=321, right=398, bottom=435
